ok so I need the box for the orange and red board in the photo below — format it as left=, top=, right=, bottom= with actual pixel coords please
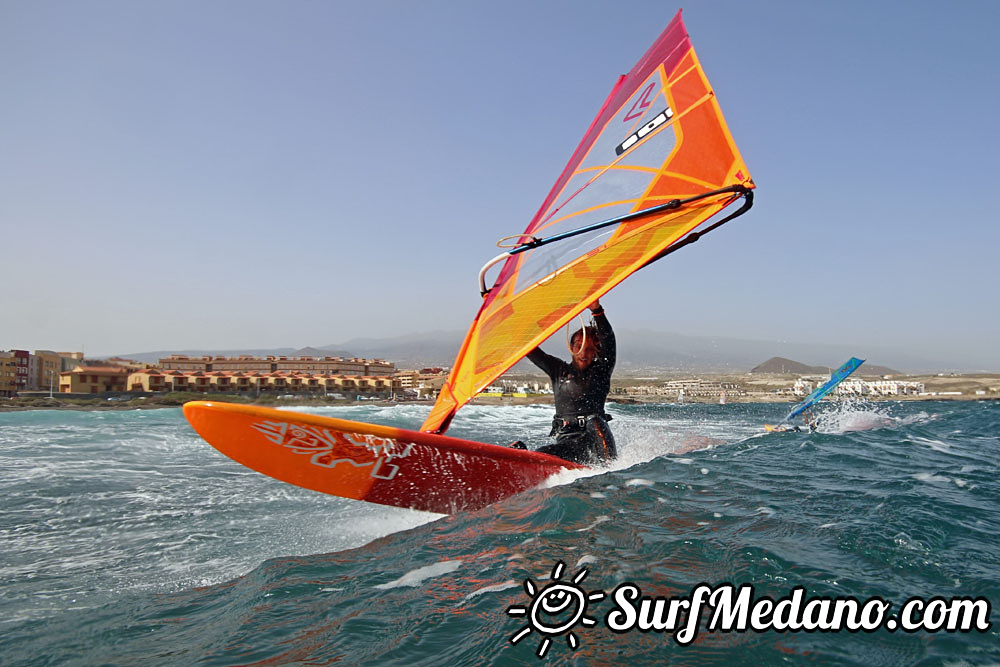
left=183, top=401, right=581, bottom=514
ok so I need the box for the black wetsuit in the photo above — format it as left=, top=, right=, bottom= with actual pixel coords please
left=527, top=311, right=617, bottom=465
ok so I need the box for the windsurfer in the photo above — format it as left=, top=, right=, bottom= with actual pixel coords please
left=766, top=410, right=818, bottom=433
left=803, top=410, right=818, bottom=432
left=525, top=301, right=617, bottom=465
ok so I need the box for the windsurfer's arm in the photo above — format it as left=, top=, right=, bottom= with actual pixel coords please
left=590, top=302, right=616, bottom=366
left=526, top=347, right=559, bottom=377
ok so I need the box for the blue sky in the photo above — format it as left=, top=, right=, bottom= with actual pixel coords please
left=2, top=1, right=998, bottom=369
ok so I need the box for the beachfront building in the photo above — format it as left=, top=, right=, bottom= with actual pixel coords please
left=0, top=350, right=90, bottom=396
left=836, top=379, right=924, bottom=396
left=126, top=368, right=401, bottom=397
left=778, top=376, right=925, bottom=398
left=658, top=378, right=743, bottom=399
left=59, top=366, right=131, bottom=394
left=620, top=384, right=672, bottom=397
left=101, top=357, right=147, bottom=371
left=0, top=350, right=30, bottom=397
left=480, top=378, right=549, bottom=396
left=128, top=368, right=170, bottom=393
left=28, top=351, right=63, bottom=393
left=396, top=370, right=439, bottom=389
left=159, top=355, right=395, bottom=376
left=394, top=369, right=449, bottom=399
left=0, top=354, right=16, bottom=397
left=792, top=378, right=816, bottom=396
left=1, top=351, right=24, bottom=397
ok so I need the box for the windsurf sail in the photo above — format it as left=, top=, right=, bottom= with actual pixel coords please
left=783, top=357, right=866, bottom=423
left=422, top=10, right=755, bottom=433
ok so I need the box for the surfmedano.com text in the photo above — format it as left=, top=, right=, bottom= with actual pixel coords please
left=605, top=583, right=991, bottom=644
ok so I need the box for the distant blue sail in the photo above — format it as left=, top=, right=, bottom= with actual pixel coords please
left=785, top=357, right=865, bottom=422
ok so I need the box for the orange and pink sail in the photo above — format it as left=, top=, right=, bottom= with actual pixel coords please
left=422, top=10, right=755, bottom=433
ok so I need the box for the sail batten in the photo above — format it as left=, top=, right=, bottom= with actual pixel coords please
left=421, top=10, right=755, bottom=434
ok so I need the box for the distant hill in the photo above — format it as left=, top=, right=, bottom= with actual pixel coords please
left=318, top=332, right=463, bottom=368
left=319, top=333, right=911, bottom=374
left=751, top=357, right=825, bottom=375
left=751, top=356, right=900, bottom=377
left=115, top=331, right=938, bottom=373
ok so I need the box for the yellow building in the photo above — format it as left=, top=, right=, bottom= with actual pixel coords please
left=0, top=352, right=18, bottom=397
left=0, top=350, right=29, bottom=397
left=125, top=368, right=402, bottom=396
left=128, top=369, right=169, bottom=392
left=60, top=366, right=130, bottom=394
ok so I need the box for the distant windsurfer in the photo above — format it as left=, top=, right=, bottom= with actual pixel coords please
left=766, top=410, right=819, bottom=433
left=525, top=301, right=617, bottom=465
left=804, top=410, right=818, bottom=432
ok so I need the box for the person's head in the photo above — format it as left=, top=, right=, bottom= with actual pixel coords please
left=569, top=325, right=601, bottom=368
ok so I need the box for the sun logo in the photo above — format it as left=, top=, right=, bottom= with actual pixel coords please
left=506, top=560, right=606, bottom=658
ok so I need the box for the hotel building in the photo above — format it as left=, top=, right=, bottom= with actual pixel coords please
left=159, top=354, right=394, bottom=376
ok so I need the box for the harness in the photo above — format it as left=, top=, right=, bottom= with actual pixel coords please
left=550, top=413, right=613, bottom=436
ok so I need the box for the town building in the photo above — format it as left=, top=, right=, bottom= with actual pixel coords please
left=159, top=354, right=395, bottom=376
left=792, top=378, right=816, bottom=396
left=59, top=366, right=131, bottom=394
left=836, top=379, right=924, bottom=396
left=0, top=350, right=30, bottom=397
left=28, top=350, right=64, bottom=392
left=127, top=368, right=399, bottom=397
left=659, top=378, right=743, bottom=398
left=1, top=350, right=86, bottom=396
left=102, top=357, right=147, bottom=371
left=3, top=349, right=403, bottom=398
left=0, top=351, right=21, bottom=397
left=394, top=369, right=449, bottom=398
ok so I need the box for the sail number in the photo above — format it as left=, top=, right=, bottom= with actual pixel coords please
left=615, top=107, right=674, bottom=156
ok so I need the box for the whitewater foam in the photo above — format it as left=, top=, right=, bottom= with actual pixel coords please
left=374, top=560, right=464, bottom=590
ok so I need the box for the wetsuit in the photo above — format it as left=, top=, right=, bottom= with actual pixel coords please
left=526, top=311, right=617, bottom=465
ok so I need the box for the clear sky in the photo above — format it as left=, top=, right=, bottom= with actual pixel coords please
left=2, top=1, right=998, bottom=369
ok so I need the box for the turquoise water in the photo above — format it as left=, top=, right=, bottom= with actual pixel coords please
left=1, top=400, right=997, bottom=664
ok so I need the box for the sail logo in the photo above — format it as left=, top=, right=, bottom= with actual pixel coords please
left=251, top=420, right=413, bottom=480
left=615, top=107, right=673, bottom=156
left=623, top=82, right=657, bottom=121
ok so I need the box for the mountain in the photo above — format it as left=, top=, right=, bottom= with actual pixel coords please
left=751, top=357, right=900, bottom=377
left=318, top=332, right=463, bottom=368
left=751, top=357, right=825, bottom=375
left=114, top=330, right=955, bottom=373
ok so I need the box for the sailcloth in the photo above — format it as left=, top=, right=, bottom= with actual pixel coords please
left=422, top=11, right=755, bottom=433
left=784, top=358, right=866, bottom=423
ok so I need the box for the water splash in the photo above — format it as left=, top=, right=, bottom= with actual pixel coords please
left=812, top=400, right=900, bottom=433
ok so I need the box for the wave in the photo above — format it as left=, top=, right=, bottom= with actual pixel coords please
left=1, top=400, right=998, bottom=664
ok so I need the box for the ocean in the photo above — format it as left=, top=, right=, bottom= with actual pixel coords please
left=1, top=400, right=997, bottom=665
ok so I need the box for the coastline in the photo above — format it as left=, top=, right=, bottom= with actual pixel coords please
left=3, top=370, right=997, bottom=413
left=1, top=386, right=997, bottom=413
